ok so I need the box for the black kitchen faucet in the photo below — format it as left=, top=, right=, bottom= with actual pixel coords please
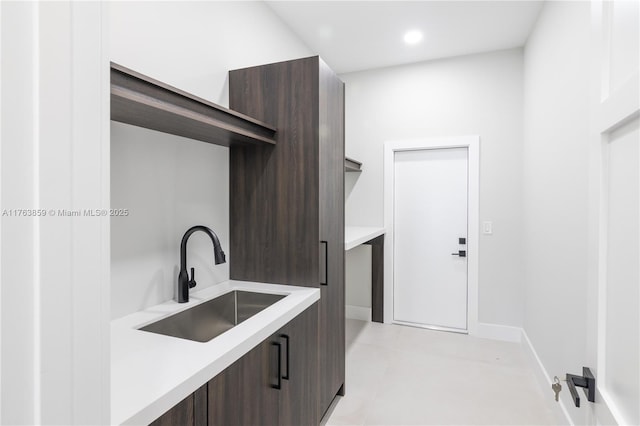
left=177, top=225, right=226, bottom=303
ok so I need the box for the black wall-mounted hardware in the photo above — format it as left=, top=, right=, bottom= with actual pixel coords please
left=566, top=367, right=595, bottom=407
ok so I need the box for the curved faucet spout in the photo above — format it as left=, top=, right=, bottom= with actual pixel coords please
left=177, top=225, right=226, bottom=303
left=180, top=225, right=226, bottom=268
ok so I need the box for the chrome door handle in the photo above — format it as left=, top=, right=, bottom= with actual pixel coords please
left=451, top=250, right=466, bottom=257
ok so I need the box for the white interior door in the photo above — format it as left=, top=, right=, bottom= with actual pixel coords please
left=393, top=148, right=468, bottom=331
left=588, top=1, right=639, bottom=424
left=600, top=120, right=639, bottom=425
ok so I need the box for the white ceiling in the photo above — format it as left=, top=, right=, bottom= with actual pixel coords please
left=265, top=1, right=544, bottom=74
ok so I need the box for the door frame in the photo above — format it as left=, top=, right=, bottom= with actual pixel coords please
left=383, top=136, right=480, bottom=335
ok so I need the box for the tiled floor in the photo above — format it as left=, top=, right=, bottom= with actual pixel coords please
left=323, top=319, right=560, bottom=426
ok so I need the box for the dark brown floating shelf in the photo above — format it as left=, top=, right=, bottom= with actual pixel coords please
left=345, top=157, right=363, bottom=172
left=110, top=62, right=277, bottom=147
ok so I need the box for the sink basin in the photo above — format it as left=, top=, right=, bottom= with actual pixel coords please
left=139, top=290, right=286, bottom=342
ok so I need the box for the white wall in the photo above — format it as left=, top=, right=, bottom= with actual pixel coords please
left=109, top=2, right=312, bottom=319
left=345, top=245, right=372, bottom=320
left=522, top=2, right=591, bottom=423
left=110, top=124, right=232, bottom=318
left=341, top=49, right=524, bottom=328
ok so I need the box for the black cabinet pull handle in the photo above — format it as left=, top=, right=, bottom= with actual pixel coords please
left=320, top=241, right=328, bottom=285
left=280, top=334, right=290, bottom=380
left=271, top=342, right=282, bottom=390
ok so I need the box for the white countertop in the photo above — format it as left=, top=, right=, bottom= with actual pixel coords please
left=345, top=226, right=385, bottom=250
left=111, top=280, right=320, bottom=425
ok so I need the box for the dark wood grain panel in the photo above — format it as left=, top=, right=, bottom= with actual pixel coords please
left=279, top=303, right=319, bottom=426
left=149, top=392, right=194, bottom=426
left=111, top=63, right=276, bottom=147
left=208, top=339, right=279, bottom=426
left=193, top=384, right=208, bottom=426
left=318, top=58, right=346, bottom=416
left=229, top=57, right=320, bottom=286
left=365, top=235, right=385, bottom=323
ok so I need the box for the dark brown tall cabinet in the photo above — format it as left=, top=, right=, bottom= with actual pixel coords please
left=229, top=56, right=345, bottom=418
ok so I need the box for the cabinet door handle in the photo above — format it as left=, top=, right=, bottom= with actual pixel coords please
left=320, top=241, right=328, bottom=285
left=271, top=342, right=282, bottom=390
left=280, top=334, right=290, bottom=380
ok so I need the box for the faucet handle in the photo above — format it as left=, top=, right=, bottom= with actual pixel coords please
left=189, top=267, right=197, bottom=289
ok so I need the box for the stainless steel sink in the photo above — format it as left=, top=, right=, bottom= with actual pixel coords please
left=139, top=290, right=286, bottom=342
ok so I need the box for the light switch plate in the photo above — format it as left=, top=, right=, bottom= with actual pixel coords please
left=482, top=221, right=493, bottom=235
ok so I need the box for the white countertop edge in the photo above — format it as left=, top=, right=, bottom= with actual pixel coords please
left=111, top=280, right=320, bottom=425
left=345, top=226, right=386, bottom=250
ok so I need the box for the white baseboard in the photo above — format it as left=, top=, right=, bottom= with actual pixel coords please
left=474, top=322, right=522, bottom=342
left=522, top=329, right=573, bottom=425
left=345, top=305, right=371, bottom=321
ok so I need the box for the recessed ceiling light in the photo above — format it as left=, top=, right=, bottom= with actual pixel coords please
left=403, top=30, right=423, bottom=45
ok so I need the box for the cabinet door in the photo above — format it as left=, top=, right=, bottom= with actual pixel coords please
left=149, top=394, right=193, bottom=426
left=229, top=57, right=320, bottom=286
left=318, top=59, right=346, bottom=416
left=208, top=338, right=280, bottom=426
left=149, top=384, right=207, bottom=426
left=278, top=303, right=319, bottom=426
